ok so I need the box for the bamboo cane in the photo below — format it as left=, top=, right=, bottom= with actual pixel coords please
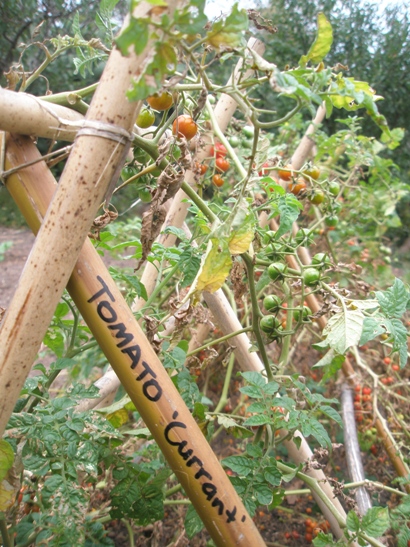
left=0, top=88, right=84, bottom=142
left=0, top=0, right=182, bottom=436
left=3, top=133, right=267, bottom=547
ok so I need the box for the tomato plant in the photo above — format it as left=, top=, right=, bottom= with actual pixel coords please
left=1, top=2, right=409, bottom=547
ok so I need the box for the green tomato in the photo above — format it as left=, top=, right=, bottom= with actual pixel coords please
left=268, top=262, right=287, bottom=281
left=308, top=190, right=325, bottom=205
left=260, top=315, right=280, bottom=335
left=138, top=187, right=152, bottom=203
left=262, top=230, right=278, bottom=245
left=133, top=147, right=150, bottom=164
left=303, top=267, right=321, bottom=286
left=264, top=243, right=283, bottom=261
left=263, top=294, right=282, bottom=312
left=242, top=125, right=255, bottom=138
left=207, top=94, right=216, bottom=104
left=241, top=139, right=253, bottom=149
left=325, top=215, right=338, bottom=227
left=293, top=305, right=312, bottom=321
left=121, top=165, right=137, bottom=181
left=136, top=107, right=155, bottom=129
left=295, top=228, right=313, bottom=246
left=228, top=135, right=240, bottom=147
left=328, top=181, right=340, bottom=196
left=332, top=202, right=342, bottom=215
left=312, top=253, right=331, bottom=268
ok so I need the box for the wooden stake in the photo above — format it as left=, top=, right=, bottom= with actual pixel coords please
left=3, top=133, right=266, bottom=547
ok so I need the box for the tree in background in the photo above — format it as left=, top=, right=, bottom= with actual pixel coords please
left=255, top=0, right=410, bottom=176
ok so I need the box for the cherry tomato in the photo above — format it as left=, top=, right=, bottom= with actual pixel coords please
left=325, top=215, right=338, bottom=227
left=195, top=162, right=208, bottom=175
left=308, top=190, right=325, bottom=205
left=278, top=165, right=293, bottom=181
left=212, top=174, right=224, bottom=187
left=312, top=252, right=331, bottom=268
left=328, top=180, right=340, bottom=196
left=138, top=188, right=152, bottom=203
left=242, top=125, right=255, bottom=138
left=392, top=364, right=400, bottom=371
left=303, top=166, right=321, bottom=180
left=258, top=161, right=274, bottom=177
left=215, top=156, right=230, bottom=172
left=146, top=91, right=173, bottom=111
left=362, top=386, right=372, bottom=395
left=289, top=179, right=307, bottom=195
left=135, top=107, right=155, bottom=128
left=268, top=262, right=287, bottom=281
left=260, top=315, right=280, bottom=335
left=210, top=142, right=227, bottom=158
left=263, top=294, right=282, bottom=312
left=228, top=135, right=240, bottom=147
left=303, top=267, right=321, bottom=286
left=383, top=357, right=391, bottom=365
left=173, top=115, right=198, bottom=140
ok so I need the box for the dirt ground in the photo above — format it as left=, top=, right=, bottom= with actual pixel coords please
left=0, top=227, right=35, bottom=312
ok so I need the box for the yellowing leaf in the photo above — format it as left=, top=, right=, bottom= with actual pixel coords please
left=0, top=440, right=14, bottom=482
left=300, top=12, right=333, bottom=66
left=192, top=239, right=232, bottom=295
left=0, top=478, right=14, bottom=511
left=106, top=408, right=129, bottom=428
left=229, top=226, right=254, bottom=255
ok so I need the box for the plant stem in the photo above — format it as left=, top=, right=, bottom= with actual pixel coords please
left=121, top=519, right=134, bottom=547
left=214, top=353, right=235, bottom=413
left=186, top=327, right=253, bottom=357
left=0, top=515, right=11, bottom=547
left=241, top=253, right=274, bottom=381
left=164, top=499, right=191, bottom=505
left=165, top=484, right=182, bottom=498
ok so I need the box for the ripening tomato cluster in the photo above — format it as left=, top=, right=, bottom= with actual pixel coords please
left=210, top=142, right=230, bottom=187
left=353, top=384, right=372, bottom=423
left=304, top=518, right=331, bottom=543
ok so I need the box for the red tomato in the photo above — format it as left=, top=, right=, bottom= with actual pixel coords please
left=383, top=357, right=391, bottom=365
left=212, top=174, right=224, bottom=187
left=215, top=156, right=230, bottom=172
left=210, top=142, right=227, bottom=158
left=172, top=115, right=198, bottom=140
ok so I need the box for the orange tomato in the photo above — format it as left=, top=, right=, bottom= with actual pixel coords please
left=212, top=174, right=224, bottom=187
left=278, top=165, right=293, bottom=181
left=215, top=156, right=230, bottom=172
left=146, top=91, right=173, bottom=111
left=172, top=115, right=198, bottom=140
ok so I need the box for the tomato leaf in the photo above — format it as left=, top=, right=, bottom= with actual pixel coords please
left=275, top=194, right=303, bottom=237
left=362, top=506, right=390, bottom=537
left=322, top=308, right=364, bottom=354
left=185, top=505, right=204, bottom=538
left=376, top=278, right=410, bottom=318
left=300, top=12, right=333, bottom=66
left=206, top=4, right=248, bottom=49
left=222, top=455, right=254, bottom=476
left=189, top=238, right=232, bottom=296
left=0, top=440, right=14, bottom=482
